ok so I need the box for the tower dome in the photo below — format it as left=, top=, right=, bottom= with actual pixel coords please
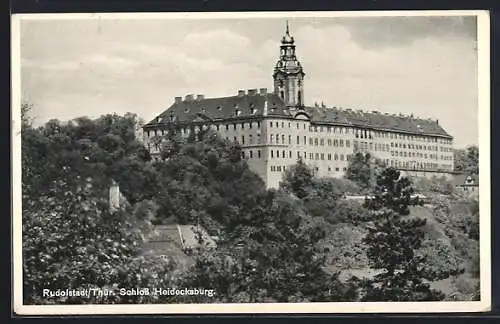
left=281, top=21, right=295, bottom=44
left=273, top=21, right=305, bottom=107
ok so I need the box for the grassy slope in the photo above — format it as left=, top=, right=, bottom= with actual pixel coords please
left=323, top=204, right=479, bottom=299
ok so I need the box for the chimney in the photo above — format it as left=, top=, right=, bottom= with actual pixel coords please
left=248, top=88, right=257, bottom=96
left=436, top=119, right=439, bottom=125
left=109, top=179, right=120, bottom=213
left=196, top=94, right=204, bottom=101
left=185, top=94, right=194, bottom=102
left=259, top=88, right=267, bottom=94
left=174, top=96, right=182, bottom=104
left=237, top=90, right=245, bottom=97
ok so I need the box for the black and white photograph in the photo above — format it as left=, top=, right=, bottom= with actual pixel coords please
left=11, top=11, right=491, bottom=314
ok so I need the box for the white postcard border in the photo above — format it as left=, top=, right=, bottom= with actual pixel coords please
left=11, top=10, right=492, bottom=315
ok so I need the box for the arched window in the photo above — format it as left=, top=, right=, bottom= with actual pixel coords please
left=280, top=91, right=284, bottom=99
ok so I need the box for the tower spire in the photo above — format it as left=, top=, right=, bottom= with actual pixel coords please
left=274, top=20, right=305, bottom=107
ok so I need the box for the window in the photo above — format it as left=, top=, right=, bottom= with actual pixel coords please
left=249, top=134, right=253, bottom=144
left=320, top=139, right=324, bottom=146
left=328, top=154, right=332, bottom=160
left=249, top=151, right=253, bottom=158
left=335, top=167, right=340, bottom=172
left=258, top=150, right=261, bottom=158
left=283, top=150, right=286, bottom=158
left=289, top=151, right=292, bottom=158
left=270, top=135, right=273, bottom=144
left=346, top=140, right=350, bottom=148
left=241, top=151, right=245, bottom=158
left=241, top=136, right=245, bottom=144
left=315, top=138, right=319, bottom=146
left=271, top=150, right=274, bottom=158
left=233, top=136, right=237, bottom=142
left=321, top=153, right=325, bottom=160
left=340, top=154, right=344, bottom=161
left=276, top=122, right=279, bottom=128
left=282, top=122, right=284, bottom=128
left=315, top=153, right=319, bottom=160
left=309, top=153, right=314, bottom=160
left=340, top=139, right=344, bottom=147
left=304, top=136, right=307, bottom=145
left=288, top=135, right=291, bottom=144
left=233, top=123, right=237, bottom=130
left=276, top=135, right=280, bottom=144
left=282, top=134, right=285, bottom=143
left=328, top=139, right=332, bottom=146
left=277, top=150, right=280, bottom=158
left=249, top=122, right=253, bottom=129
left=309, top=138, right=313, bottom=146
left=297, top=123, right=299, bottom=129
left=334, top=154, right=338, bottom=161
left=297, top=136, right=300, bottom=145
left=226, top=124, right=229, bottom=131
left=241, top=123, right=245, bottom=130
left=257, top=122, right=260, bottom=128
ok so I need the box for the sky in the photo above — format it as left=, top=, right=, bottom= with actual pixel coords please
left=18, top=14, right=479, bottom=148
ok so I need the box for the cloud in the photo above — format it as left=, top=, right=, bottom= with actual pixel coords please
left=19, top=17, right=479, bottom=148
left=339, top=16, right=477, bottom=49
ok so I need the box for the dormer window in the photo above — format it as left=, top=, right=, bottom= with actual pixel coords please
left=250, top=107, right=256, bottom=115
left=234, top=109, right=241, bottom=117
left=184, top=108, right=190, bottom=113
left=217, top=106, right=222, bottom=111
left=201, top=108, right=206, bottom=113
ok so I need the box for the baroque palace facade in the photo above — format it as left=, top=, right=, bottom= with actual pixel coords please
left=142, top=23, right=455, bottom=188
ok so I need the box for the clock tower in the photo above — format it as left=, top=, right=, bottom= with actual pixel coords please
left=273, top=21, right=305, bottom=107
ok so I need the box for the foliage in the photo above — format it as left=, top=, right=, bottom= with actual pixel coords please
left=321, top=223, right=369, bottom=270
left=21, top=112, right=155, bottom=203
left=454, top=145, right=479, bottom=175
left=364, top=167, right=414, bottom=215
left=345, top=152, right=373, bottom=189
left=280, top=158, right=315, bottom=199
left=411, top=175, right=455, bottom=195
left=182, top=190, right=359, bottom=302
left=324, top=199, right=369, bottom=225
left=22, top=177, right=176, bottom=304
left=153, top=130, right=266, bottom=229
left=360, top=167, right=459, bottom=301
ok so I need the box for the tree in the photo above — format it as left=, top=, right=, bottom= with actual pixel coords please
left=454, top=145, right=479, bottom=175
left=181, top=190, right=359, bottom=303
left=346, top=152, right=372, bottom=189
left=280, top=158, right=314, bottom=199
left=22, top=177, right=176, bottom=304
left=360, top=167, right=459, bottom=301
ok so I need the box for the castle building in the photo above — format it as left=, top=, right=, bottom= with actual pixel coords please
left=142, top=22, right=455, bottom=188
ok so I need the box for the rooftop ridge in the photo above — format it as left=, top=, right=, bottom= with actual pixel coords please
left=306, top=104, right=438, bottom=123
